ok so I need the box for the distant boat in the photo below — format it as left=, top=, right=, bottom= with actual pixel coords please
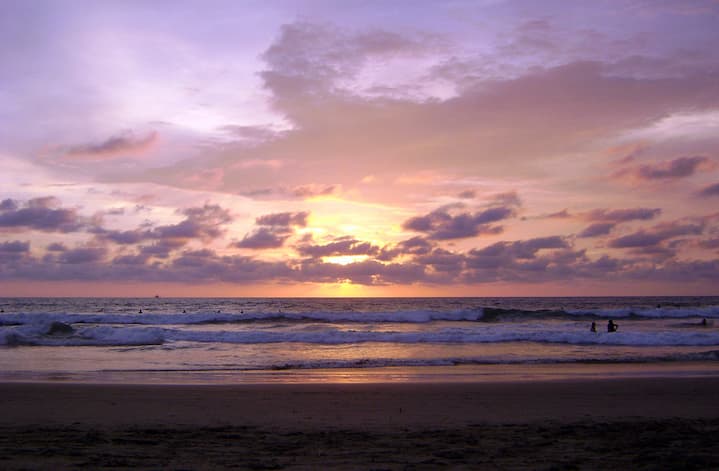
left=155, top=295, right=160, bottom=298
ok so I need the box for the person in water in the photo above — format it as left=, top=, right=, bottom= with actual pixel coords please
left=607, top=320, right=618, bottom=332
left=590, top=321, right=597, bottom=332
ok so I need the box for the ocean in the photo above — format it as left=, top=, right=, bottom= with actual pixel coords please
left=2, top=296, right=718, bottom=384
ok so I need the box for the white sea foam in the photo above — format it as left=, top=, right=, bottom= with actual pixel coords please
left=0, top=309, right=484, bottom=326
left=2, top=305, right=718, bottom=329
left=3, top=322, right=718, bottom=347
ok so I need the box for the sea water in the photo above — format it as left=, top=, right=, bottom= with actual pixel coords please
left=1, top=297, right=718, bottom=383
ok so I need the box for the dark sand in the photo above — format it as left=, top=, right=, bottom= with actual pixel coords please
left=1, top=377, right=718, bottom=469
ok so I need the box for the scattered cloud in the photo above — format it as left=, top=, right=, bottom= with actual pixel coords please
left=297, top=236, right=381, bottom=258
left=256, top=211, right=308, bottom=227
left=697, top=182, right=719, bottom=197
left=403, top=204, right=515, bottom=240
left=235, top=211, right=309, bottom=249
left=0, top=197, right=83, bottom=233
left=63, top=131, right=158, bottom=160
left=586, top=207, right=662, bottom=222
left=614, top=155, right=713, bottom=181
left=578, top=222, right=615, bottom=238
left=609, top=221, right=704, bottom=248
left=235, top=227, right=291, bottom=249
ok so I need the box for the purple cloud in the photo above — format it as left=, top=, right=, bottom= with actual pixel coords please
left=470, top=236, right=569, bottom=261
left=578, top=222, right=616, bottom=238
left=112, top=253, right=151, bottom=265
left=235, top=227, right=291, bottom=249
left=697, top=182, right=719, bottom=197
left=378, top=236, right=434, bottom=261
left=57, top=247, right=106, bottom=264
left=297, top=237, right=381, bottom=258
left=403, top=206, right=514, bottom=240
left=63, top=131, right=158, bottom=160
left=609, top=222, right=703, bottom=248
left=0, top=199, right=18, bottom=211
left=575, top=207, right=662, bottom=238
left=0, top=240, right=30, bottom=253
left=154, top=204, right=232, bottom=242
left=92, top=204, right=232, bottom=251
left=139, top=240, right=185, bottom=259
left=0, top=197, right=83, bottom=233
left=546, top=209, right=571, bottom=219
left=256, top=211, right=308, bottom=227
left=587, top=207, right=661, bottom=222
left=234, top=211, right=309, bottom=250
left=635, top=156, right=710, bottom=180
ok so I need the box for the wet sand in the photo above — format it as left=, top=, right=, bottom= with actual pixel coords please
left=1, top=377, right=718, bottom=469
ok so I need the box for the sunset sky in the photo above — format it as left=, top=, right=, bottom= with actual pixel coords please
left=2, top=0, right=719, bottom=297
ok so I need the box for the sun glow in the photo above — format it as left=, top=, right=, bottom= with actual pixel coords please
left=323, top=255, right=369, bottom=265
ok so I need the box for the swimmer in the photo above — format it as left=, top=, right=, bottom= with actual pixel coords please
left=607, top=320, right=618, bottom=332
left=590, top=321, right=597, bottom=332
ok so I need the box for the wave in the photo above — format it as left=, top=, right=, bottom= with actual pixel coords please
left=3, top=323, right=719, bottom=347
left=1, top=304, right=718, bottom=328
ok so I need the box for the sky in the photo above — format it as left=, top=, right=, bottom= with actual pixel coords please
left=1, top=0, right=719, bottom=297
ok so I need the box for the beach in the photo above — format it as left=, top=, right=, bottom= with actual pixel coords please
left=2, top=375, right=719, bottom=469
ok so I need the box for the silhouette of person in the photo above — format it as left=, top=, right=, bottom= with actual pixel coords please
left=701, top=318, right=708, bottom=327
left=590, top=321, right=597, bottom=332
left=607, top=320, right=618, bottom=332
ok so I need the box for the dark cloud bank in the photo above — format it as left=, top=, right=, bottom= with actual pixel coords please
left=1, top=196, right=718, bottom=287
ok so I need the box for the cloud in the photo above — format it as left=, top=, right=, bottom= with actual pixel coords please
left=578, top=222, right=615, bottom=238
left=112, top=253, right=152, bottom=266
left=255, top=211, right=308, bottom=227
left=575, top=207, right=662, bottom=237
left=95, top=228, right=152, bottom=245
left=57, top=247, right=107, bottom=264
left=470, top=236, right=569, bottom=261
left=2, top=229, right=719, bottom=286
left=0, top=240, right=30, bottom=263
left=297, top=236, right=381, bottom=258
left=93, top=204, right=233, bottom=253
left=544, top=209, right=571, bottom=219
left=0, top=197, right=83, bottom=233
left=63, top=131, right=158, bottom=160
left=377, top=236, right=435, bottom=261
left=261, top=21, right=445, bottom=103
left=586, top=208, right=662, bottom=222
left=239, top=185, right=337, bottom=201
left=0, top=199, right=18, bottom=211
left=614, top=155, right=712, bottom=181
left=415, top=248, right=465, bottom=275
left=139, top=240, right=185, bottom=259
left=46, top=242, right=67, bottom=252
left=235, top=227, right=291, bottom=249
left=234, top=211, right=310, bottom=250
left=153, top=204, right=232, bottom=242
left=697, top=182, right=719, bottom=197
left=0, top=240, right=30, bottom=253
left=609, top=221, right=704, bottom=248
left=403, top=205, right=514, bottom=240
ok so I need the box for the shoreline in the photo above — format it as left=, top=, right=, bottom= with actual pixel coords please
left=3, top=360, right=719, bottom=385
